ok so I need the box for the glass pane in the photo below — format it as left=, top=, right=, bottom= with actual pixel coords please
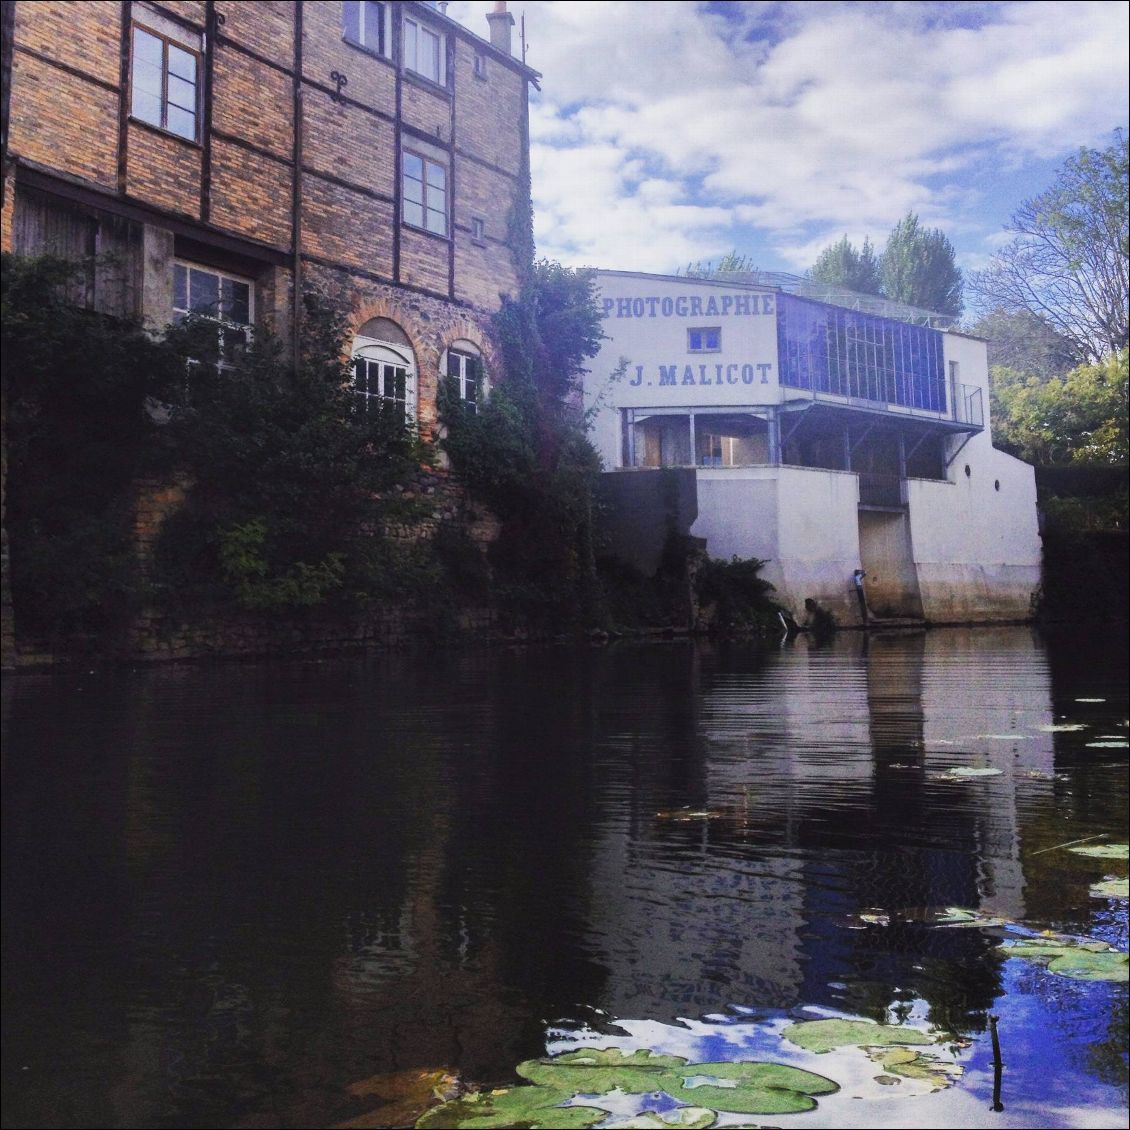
left=343, top=0, right=360, bottom=42
left=363, top=1, right=384, bottom=50
left=167, top=105, right=197, bottom=140
left=132, top=57, right=163, bottom=97
left=422, top=28, right=440, bottom=81
left=404, top=20, right=417, bottom=66
left=167, top=74, right=196, bottom=112
left=403, top=200, right=424, bottom=227
left=447, top=352, right=461, bottom=378
left=426, top=162, right=445, bottom=189
left=133, top=27, right=163, bottom=67
left=174, top=264, right=188, bottom=311
left=403, top=172, right=423, bottom=204
left=189, top=269, right=219, bottom=315
left=221, top=279, right=251, bottom=325
left=426, top=208, right=446, bottom=235
left=132, top=89, right=163, bottom=127
left=168, top=44, right=196, bottom=82
left=403, top=152, right=423, bottom=179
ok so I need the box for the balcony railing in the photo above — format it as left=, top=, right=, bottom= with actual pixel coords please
left=956, top=384, right=984, bottom=427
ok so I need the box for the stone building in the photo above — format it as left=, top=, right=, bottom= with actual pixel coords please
left=585, top=270, right=1042, bottom=624
left=0, top=0, right=537, bottom=664
left=1, top=0, right=535, bottom=434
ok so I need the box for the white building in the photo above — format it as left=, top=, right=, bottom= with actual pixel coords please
left=584, top=270, right=1042, bottom=624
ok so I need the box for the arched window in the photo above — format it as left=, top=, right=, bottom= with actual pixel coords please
left=443, top=339, right=485, bottom=414
left=352, top=319, right=416, bottom=424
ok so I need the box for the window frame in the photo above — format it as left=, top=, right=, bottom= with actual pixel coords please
left=444, top=344, right=485, bottom=415
left=402, top=149, right=449, bottom=237
left=687, top=326, right=722, bottom=354
left=342, top=0, right=391, bottom=59
left=352, top=337, right=418, bottom=424
left=402, top=13, right=447, bottom=86
left=130, top=22, right=201, bottom=142
left=173, top=261, right=255, bottom=368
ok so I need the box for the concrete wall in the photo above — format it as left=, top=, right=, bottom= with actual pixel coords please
left=596, top=469, right=697, bottom=577
left=859, top=510, right=923, bottom=618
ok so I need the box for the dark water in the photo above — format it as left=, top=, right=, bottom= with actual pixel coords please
left=2, top=626, right=1127, bottom=1129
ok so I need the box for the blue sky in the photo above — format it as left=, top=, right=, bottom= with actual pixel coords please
left=448, top=1, right=1128, bottom=287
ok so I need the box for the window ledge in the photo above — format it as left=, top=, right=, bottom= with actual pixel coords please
left=129, top=116, right=202, bottom=150
left=341, top=36, right=395, bottom=68
left=402, top=68, right=453, bottom=99
left=402, top=220, right=453, bottom=244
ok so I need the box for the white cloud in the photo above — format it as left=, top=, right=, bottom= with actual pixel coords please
left=449, top=1, right=1129, bottom=272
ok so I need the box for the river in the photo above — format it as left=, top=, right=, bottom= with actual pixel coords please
left=2, top=625, right=1127, bottom=1129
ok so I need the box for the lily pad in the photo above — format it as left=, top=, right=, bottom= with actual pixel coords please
left=1038, top=723, right=1087, bottom=732
left=662, top=1062, right=838, bottom=1114
left=865, top=1047, right=962, bottom=1089
left=516, top=1049, right=686, bottom=1093
left=933, top=907, right=1010, bottom=929
left=1091, top=878, right=1130, bottom=899
left=601, top=1110, right=717, bottom=1129
left=1086, top=741, right=1129, bottom=748
left=415, top=1087, right=605, bottom=1129
left=1069, top=844, right=1128, bottom=860
left=782, top=1019, right=933, bottom=1054
left=931, top=767, right=1003, bottom=779
left=1000, top=938, right=1129, bottom=982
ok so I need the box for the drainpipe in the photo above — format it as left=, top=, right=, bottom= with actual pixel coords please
left=291, top=3, right=304, bottom=364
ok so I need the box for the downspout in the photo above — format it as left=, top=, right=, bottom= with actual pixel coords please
left=291, top=2, right=303, bottom=364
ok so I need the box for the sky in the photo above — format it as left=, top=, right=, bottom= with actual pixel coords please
left=447, top=0, right=1129, bottom=285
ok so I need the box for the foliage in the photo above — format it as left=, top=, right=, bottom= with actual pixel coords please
left=999, top=937, right=1129, bottom=982
left=1069, top=844, right=1129, bottom=860
left=989, top=349, right=1128, bottom=465
left=682, top=249, right=759, bottom=277
left=1, top=253, right=181, bottom=638
left=969, top=130, right=1129, bottom=363
left=967, top=309, right=1077, bottom=379
left=417, top=1048, right=839, bottom=1126
left=781, top=1019, right=933, bottom=1054
left=879, top=212, right=964, bottom=317
left=440, top=259, right=605, bottom=630
left=153, top=291, right=426, bottom=610
left=808, top=235, right=882, bottom=295
left=695, top=554, right=780, bottom=631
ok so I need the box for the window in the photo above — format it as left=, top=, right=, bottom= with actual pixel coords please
left=402, top=151, right=447, bottom=235
left=403, top=15, right=446, bottom=85
left=470, top=216, right=485, bottom=245
left=173, top=262, right=253, bottom=366
left=687, top=327, right=721, bottom=353
left=131, top=25, right=199, bottom=141
left=445, top=344, right=484, bottom=414
left=473, top=51, right=487, bottom=79
left=342, top=0, right=390, bottom=57
left=353, top=338, right=417, bottom=423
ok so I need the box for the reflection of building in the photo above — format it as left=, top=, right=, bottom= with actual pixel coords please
left=1, top=0, right=535, bottom=434
left=586, top=270, right=1042, bottom=624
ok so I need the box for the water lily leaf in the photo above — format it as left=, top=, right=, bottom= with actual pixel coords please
left=1085, top=741, right=1129, bottom=748
left=931, top=767, right=1003, bottom=780
left=782, top=1019, right=933, bottom=1054
left=933, top=907, right=1010, bottom=928
left=1038, top=723, right=1086, bottom=731
left=516, top=1049, right=687, bottom=1093
left=663, top=1062, right=838, bottom=1115
left=600, top=1109, right=717, bottom=1129
left=1069, top=844, right=1128, bottom=860
left=1091, top=878, right=1130, bottom=899
left=415, top=1086, right=605, bottom=1129
left=865, top=1047, right=962, bottom=1089
left=1001, top=938, right=1129, bottom=982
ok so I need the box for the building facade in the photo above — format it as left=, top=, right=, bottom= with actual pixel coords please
left=585, top=270, right=1042, bottom=624
left=1, top=0, right=535, bottom=437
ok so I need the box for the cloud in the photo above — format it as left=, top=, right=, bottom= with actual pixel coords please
left=449, top=1, right=1129, bottom=272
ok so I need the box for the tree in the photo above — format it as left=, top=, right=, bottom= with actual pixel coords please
left=990, top=348, right=1128, bottom=465
left=968, top=309, right=1077, bottom=379
left=808, top=235, right=882, bottom=295
left=880, top=212, right=964, bottom=317
left=969, top=131, right=1129, bottom=363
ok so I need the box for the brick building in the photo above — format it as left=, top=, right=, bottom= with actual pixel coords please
left=1, top=0, right=536, bottom=437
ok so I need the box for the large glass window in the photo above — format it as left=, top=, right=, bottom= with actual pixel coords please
left=173, top=262, right=252, bottom=365
left=776, top=294, right=946, bottom=413
left=403, top=15, right=445, bottom=85
left=342, top=1, right=390, bottom=57
left=402, top=151, right=448, bottom=236
left=352, top=339, right=417, bottom=423
left=131, top=25, right=199, bottom=141
left=445, top=344, right=484, bottom=414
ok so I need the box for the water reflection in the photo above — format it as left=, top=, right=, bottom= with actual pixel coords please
left=2, top=627, right=1126, bottom=1128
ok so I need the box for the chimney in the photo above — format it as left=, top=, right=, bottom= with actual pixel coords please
left=486, top=1, right=514, bottom=56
